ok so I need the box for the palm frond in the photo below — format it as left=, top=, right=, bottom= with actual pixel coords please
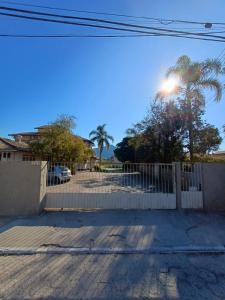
left=166, top=66, right=180, bottom=78
left=201, top=59, right=223, bottom=78
left=89, top=130, right=98, bottom=137
left=106, top=134, right=114, bottom=143
left=104, top=139, right=110, bottom=150
left=90, top=136, right=98, bottom=143
left=176, top=55, right=191, bottom=68
left=198, top=79, right=222, bottom=102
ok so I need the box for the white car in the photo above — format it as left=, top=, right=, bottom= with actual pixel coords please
left=48, top=166, right=72, bottom=184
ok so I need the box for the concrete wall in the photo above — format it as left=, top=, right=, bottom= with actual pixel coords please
left=0, top=161, right=47, bottom=216
left=202, top=163, right=225, bottom=211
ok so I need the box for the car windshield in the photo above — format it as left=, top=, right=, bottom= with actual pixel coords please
left=60, top=167, right=69, bottom=171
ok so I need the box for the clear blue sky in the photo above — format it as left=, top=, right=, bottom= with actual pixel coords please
left=0, top=0, right=225, bottom=148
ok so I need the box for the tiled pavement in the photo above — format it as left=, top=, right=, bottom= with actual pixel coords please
left=1, top=210, right=225, bottom=249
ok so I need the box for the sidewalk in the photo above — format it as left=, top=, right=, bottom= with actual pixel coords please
left=1, top=210, right=225, bottom=252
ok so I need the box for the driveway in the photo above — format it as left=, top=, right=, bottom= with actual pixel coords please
left=47, top=171, right=168, bottom=194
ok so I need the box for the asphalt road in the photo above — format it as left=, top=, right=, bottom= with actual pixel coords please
left=1, top=253, right=225, bottom=299
left=1, top=211, right=225, bottom=299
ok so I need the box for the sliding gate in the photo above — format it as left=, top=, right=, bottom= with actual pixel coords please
left=45, top=163, right=176, bottom=210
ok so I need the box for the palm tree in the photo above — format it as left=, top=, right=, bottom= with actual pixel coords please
left=89, top=124, right=114, bottom=164
left=156, top=55, right=224, bottom=160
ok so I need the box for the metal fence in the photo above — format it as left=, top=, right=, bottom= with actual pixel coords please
left=44, top=162, right=203, bottom=210
left=45, top=162, right=177, bottom=210
left=181, top=163, right=203, bottom=209
left=46, top=162, right=175, bottom=194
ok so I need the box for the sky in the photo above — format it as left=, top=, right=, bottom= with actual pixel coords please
left=0, top=0, right=225, bottom=148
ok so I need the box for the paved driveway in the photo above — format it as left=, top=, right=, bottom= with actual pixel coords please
left=47, top=171, right=162, bottom=194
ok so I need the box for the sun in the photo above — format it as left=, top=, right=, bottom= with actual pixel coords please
left=161, top=77, right=179, bottom=94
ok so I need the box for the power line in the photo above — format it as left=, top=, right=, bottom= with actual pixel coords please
left=0, top=33, right=162, bottom=38
left=1, top=5, right=225, bottom=40
left=1, top=0, right=225, bottom=26
left=0, top=6, right=225, bottom=43
left=1, top=32, right=225, bottom=42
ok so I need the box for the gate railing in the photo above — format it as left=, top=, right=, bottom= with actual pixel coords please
left=46, top=162, right=175, bottom=194
left=180, top=162, right=203, bottom=209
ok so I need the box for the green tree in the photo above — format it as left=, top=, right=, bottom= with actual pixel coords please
left=114, top=137, right=136, bottom=162
left=193, top=124, right=222, bottom=155
left=89, top=124, right=114, bottom=164
left=115, top=101, right=184, bottom=163
left=157, top=55, right=224, bottom=160
left=53, top=114, right=76, bottom=132
left=31, top=115, right=91, bottom=162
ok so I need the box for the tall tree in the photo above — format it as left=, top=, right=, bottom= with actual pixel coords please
left=157, top=55, right=224, bottom=160
left=53, top=114, right=76, bottom=132
left=114, top=101, right=184, bottom=163
left=114, top=137, right=136, bottom=162
left=31, top=115, right=91, bottom=162
left=89, top=124, right=114, bottom=164
left=193, top=124, right=222, bottom=155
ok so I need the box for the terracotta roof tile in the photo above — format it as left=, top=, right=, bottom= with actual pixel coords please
left=0, top=137, right=30, bottom=151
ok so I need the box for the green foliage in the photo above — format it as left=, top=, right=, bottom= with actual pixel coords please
left=114, top=137, right=136, bottom=162
left=157, top=55, right=224, bottom=160
left=193, top=124, right=222, bottom=155
left=31, top=115, right=91, bottom=163
left=89, top=124, right=114, bottom=163
left=115, top=101, right=185, bottom=163
left=53, top=114, right=76, bottom=132
left=115, top=89, right=222, bottom=163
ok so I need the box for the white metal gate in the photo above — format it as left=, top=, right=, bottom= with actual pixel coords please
left=181, top=163, right=203, bottom=209
left=45, top=163, right=176, bottom=210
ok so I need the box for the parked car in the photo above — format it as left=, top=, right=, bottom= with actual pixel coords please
left=48, top=166, right=72, bottom=184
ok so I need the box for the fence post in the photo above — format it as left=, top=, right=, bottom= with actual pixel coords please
left=174, top=162, right=182, bottom=210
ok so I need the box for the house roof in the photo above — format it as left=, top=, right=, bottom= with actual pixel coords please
left=212, top=150, right=225, bottom=155
left=76, top=135, right=94, bottom=145
left=34, top=125, right=50, bottom=129
left=9, top=132, right=39, bottom=137
left=9, top=125, right=94, bottom=146
left=0, top=137, right=30, bottom=151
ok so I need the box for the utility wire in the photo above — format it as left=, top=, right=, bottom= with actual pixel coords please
left=0, top=7, right=225, bottom=43
left=1, top=0, right=225, bottom=26
left=1, top=5, right=225, bottom=40
left=0, top=33, right=162, bottom=38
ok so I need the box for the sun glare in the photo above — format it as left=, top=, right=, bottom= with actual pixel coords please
left=161, top=77, right=179, bottom=94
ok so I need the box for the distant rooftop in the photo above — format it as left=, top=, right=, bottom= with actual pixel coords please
left=34, top=125, right=51, bottom=129
left=212, top=150, right=225, bottom=155
left=9, top=132, right=39, bottom=136
left=0, top=137, right=29, bottom=151
left=9, top=125, right=94, bottom=145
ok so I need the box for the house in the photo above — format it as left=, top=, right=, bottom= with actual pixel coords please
left=0, top=137, right=31, bottom=161
left=211, top=150, right=225, bottom=160
left=0, top=125, right=94, bottom=161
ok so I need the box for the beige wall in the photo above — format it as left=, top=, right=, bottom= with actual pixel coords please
left=0, top=161, right=47, bottom=216
left=202, top=163, right=225, bottom=211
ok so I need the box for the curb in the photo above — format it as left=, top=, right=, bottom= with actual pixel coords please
left=1, top=246, right=225, bottom=256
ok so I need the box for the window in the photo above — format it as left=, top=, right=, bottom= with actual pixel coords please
left=1, top=152, right=11, bottom=160
left=22, top=155, right=35, bottom=161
